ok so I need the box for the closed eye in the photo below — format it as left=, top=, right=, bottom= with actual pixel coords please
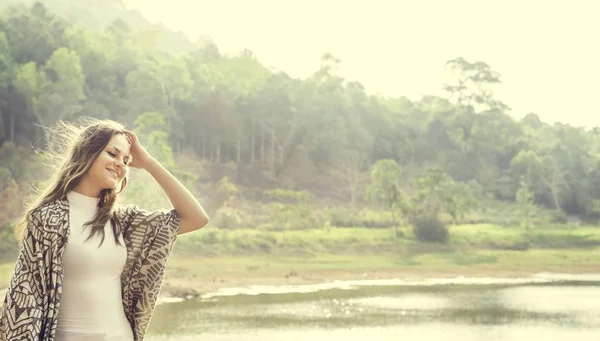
left=107, top=146, right=130, bottom=165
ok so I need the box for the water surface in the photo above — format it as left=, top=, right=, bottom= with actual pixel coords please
left=146, top=273, right=600, bottom=341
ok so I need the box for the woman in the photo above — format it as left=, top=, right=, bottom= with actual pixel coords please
left=0, top=119, right=209, bottom=341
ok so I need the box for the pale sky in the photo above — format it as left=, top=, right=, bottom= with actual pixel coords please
left=126, top=0, right=599, bottom=128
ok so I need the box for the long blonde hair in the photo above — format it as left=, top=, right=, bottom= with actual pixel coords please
left=16, top=118, right=129, bottom=246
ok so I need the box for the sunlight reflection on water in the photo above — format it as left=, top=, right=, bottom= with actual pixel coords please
left=147, top=274, right=600, bottom=341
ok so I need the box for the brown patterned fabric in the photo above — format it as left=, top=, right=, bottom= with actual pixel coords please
left=0, top=196, right=180, bottom=341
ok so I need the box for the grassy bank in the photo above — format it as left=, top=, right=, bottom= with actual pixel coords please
left=2, top=225, right=600, bottom=296
left=172, top=224, right=600, bottom=256
left=161, top=224, right=600, bottom=294
left=160, top=250, right=600, bottom=295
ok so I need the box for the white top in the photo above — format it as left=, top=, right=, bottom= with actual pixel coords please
left=55, top=191, right=133, bottom=341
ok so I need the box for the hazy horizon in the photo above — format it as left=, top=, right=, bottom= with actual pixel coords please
left=125, top=0, right=599, bottom=128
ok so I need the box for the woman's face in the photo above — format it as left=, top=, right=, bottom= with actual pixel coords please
left=86, top=134, right=131, bottom=190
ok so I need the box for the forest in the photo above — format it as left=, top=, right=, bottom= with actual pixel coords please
left=1, top=1, right=600, bottom=261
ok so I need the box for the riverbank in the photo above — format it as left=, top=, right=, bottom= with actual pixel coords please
left=2, top=224, right=600, bottom=302
left=158, top=249, right=600, bottom=299
left=160, top=265, right=600, bottom=299
left=1, top=251, right=599, bottom=304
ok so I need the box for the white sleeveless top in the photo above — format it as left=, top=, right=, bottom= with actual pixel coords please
left=55, top=191, right=134, bottom=341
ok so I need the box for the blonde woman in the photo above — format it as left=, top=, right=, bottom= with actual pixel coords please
left=0, top=119, right=209, bottom=341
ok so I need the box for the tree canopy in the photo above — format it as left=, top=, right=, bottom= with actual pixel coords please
left=0, top=1, right=599, bottom=232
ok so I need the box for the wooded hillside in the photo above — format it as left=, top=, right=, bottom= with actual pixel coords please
left=1, top=1, right=599, bottom=246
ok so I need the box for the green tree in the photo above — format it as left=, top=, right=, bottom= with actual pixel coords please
left=516, top=176, right=535, bottom=229
left=41, top=47, right=86, bottom=122
left=510, top=150, right=544, bottom=197
left=366, top=159, right=403, bottom=234
left=445, top=181, right=477, bottom=223
left=4, top=0, right=600, bottom=229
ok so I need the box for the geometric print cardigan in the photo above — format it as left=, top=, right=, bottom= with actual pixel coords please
left=0, top=195, right=180, bottom=341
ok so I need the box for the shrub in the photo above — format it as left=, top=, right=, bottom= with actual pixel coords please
left=411, top=214, right=449, bottom=244
left=211, top=207, right=243, bottom=229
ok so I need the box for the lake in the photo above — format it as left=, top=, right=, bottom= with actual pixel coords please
left=146, top=273, right=600, bottom=341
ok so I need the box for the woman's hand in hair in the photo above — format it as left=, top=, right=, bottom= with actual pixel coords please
left=125, top=129, right=210, bottom=234
left=124, top=130, right=153, bottom=170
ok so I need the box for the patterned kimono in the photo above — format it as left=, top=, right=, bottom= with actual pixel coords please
left=0, top=196, right=180, bottom=341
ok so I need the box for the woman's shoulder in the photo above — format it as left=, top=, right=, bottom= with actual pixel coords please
left=28, top=196, right=68, bottom=221
left=113, top=204, right=178, bottom=223
left=113, top=203, right=138, bottom=219
left=112, top=204, right=142, bottom=231
left=21, top=196, right=69, bottom=239
left=113, top=204, right=180, bottom=235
